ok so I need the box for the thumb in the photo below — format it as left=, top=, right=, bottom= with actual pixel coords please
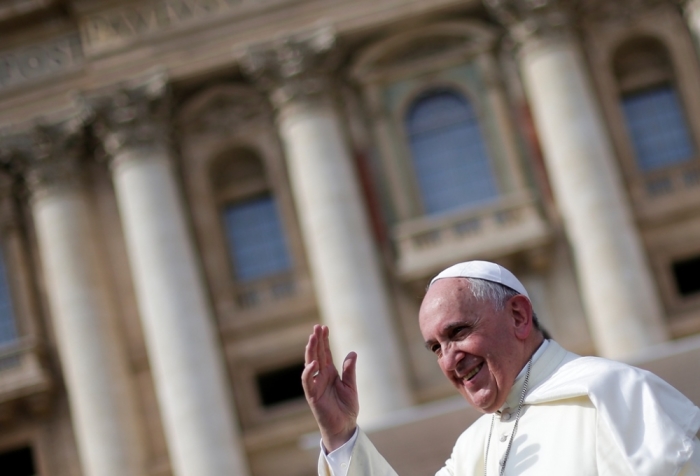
left=341, top=351, right=357, bottom=388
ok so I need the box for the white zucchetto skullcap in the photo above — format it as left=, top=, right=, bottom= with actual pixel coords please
left=429, top=261, right=529, bottom=299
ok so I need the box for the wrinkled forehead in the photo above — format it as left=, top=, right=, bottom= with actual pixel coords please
left=420, top=279, right=476, bottom=317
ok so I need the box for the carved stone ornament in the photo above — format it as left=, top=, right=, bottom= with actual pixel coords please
left=177, top=85, right=270, bottom=137
left=0, top=103, right=90, bottom=196
left=238, top=27, right=339, bottom=108
left=483, top=0, right=574, bottom=45
left=88, top=70, right=171, bottom=160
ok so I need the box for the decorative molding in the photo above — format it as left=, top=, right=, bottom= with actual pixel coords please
left=79, top=0, right=293, bottom=56
left=0, top=0, right=58, bottom=24
left=484, top=0, right=574, bottom=46
left=575, top=0, right=674, bottom=26
left=238, top=27, right=338, bottom=109
left=88, top=71, right=171, bottom=162
left=177, top=84, right=270, bottom=137
left=0, top=33, right=84, bottom=94
left=351, top=21, right=498, bottom=84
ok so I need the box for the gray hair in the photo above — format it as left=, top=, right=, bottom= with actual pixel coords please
left=464, top=278, right=551, bottom=339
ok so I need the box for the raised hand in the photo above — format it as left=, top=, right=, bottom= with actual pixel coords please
left=302, top=325, right=359, bottom=452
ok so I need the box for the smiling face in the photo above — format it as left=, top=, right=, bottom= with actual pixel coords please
left=419, top=278, right=535, bottom=413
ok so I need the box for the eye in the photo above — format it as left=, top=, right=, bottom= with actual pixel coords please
left=430, top=343, right=442, bottom=357
left=452, top=326, right=471, bottom=339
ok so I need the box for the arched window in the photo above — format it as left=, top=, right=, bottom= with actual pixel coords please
left=405, top=88, right=498, bottom=215
left=615, top=37, right=695, bottom=172
left=212, top=148, right=292, bottom=282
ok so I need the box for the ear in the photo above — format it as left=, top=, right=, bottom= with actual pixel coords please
left=508, top=295, right=533, bottom=341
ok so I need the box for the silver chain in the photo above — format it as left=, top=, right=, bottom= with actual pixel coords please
left=483, top=358, right=532, bottom=476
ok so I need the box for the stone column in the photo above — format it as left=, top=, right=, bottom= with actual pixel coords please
left=683, top=0, right=700, bottom=51
left=90, top=75, right=250, bottom=476
left=241, top=30, right=412, bottom=424
left=485, top=0, right=669, bottom=359
left=14, top=108, right=145, bottom=476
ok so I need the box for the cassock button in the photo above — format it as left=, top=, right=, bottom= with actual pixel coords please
left=499, top=434, right=507, bottom=442
left=499, top=456, right=505, bottom=467
left=501, top=412, right=511, bottom=421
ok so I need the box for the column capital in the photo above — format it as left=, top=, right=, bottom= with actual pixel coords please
left=1, top=104, right=89, bottom=199
left=89, top=71, right=171, bottom=164
left=484, top=0, right=574, bottom=46
left=238, top=27, right=339, bottom=109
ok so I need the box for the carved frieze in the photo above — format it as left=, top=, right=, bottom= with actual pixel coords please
left=239, top=27, right=339, bottom=109
left=89, top=71, right=171, bottom=161
left=0, top=33, right=84, bottom=94
left=80, top=0, right=291, bottom=55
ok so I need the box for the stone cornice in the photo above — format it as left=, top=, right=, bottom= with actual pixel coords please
left=88, top=71, right=171, bottom=161
left=238, top=27, right=339, bottom=109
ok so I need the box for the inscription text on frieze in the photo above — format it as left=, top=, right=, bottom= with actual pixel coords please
left=81, top=0, right=279, bottom=52
left=0, top=34, right=83, bottom=92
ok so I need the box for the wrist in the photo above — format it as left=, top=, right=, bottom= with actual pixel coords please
left=321, top=425, right=357, bottom=453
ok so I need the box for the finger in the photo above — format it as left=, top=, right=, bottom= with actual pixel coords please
left=305, top=328, right=318, bottom=366
left=317, top=325, right=329, bottom=370
left=321, top=325, right=333, bottom=368
left=301, top=360, right=318, bottom=396
left=341, top=351, right=357, bottom=389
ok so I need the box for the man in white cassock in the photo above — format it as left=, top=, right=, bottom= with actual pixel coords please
left=302, top=261, right=700, bottom=475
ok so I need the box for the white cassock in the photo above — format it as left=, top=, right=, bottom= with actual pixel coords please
left=319, top=340, right=700, bottom=476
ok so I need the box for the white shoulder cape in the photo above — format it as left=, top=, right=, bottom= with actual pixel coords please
left=525, top=351, right=700, bottom=475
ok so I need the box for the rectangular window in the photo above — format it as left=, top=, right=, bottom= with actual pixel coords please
left=672, top=255, right=700, bottom=297
left=222, top=195, right=292, bottom=282
left=0, top=446, right=36, bottom=476
left=621, top=85, right=695, bottom=172
left=256, top=362, right=306, bottom=408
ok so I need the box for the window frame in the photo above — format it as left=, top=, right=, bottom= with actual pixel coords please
left=584, top=8, right=700, bottom=221
left=398, top=83, right=501, bottom=216
left=176, top=85, right=315, bottom=332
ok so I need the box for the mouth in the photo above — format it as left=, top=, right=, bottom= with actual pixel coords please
left=462, top=362, right=485, bottom=382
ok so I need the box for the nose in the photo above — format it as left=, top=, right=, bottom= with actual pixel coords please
left=440, top=342, right=464, bottom=372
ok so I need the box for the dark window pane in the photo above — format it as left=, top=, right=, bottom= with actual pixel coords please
left=0, top=447, right=36, bottom=476
left=256, top=362, right=306, bottom=407
left=0, top=251, right=17, bottom=346
left=621, top=85, right=695, bottom=172
left=672, top=255, right=700, bottom=297
left=222, top=195, right=292, bottom=282
left=405, top=89, right=498, bottom=215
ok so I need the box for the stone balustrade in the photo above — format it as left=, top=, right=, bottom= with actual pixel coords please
left=393, top=193, right=550, bottom=280
left=0, top=338, right=52, bottom=416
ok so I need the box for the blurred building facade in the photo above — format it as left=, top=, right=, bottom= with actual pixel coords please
left=0, top=0, right=699, bottom=475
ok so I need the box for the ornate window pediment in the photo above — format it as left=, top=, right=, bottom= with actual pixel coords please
left=177, top=84, right=270, bottom=137
left=351, top=22, right=498, bottom=84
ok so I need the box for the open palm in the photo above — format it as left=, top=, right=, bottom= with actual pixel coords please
left=302, top=325, right=359, bottom=452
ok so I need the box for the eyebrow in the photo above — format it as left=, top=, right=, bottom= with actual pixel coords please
left=423, top=321, right=471, bottom=350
